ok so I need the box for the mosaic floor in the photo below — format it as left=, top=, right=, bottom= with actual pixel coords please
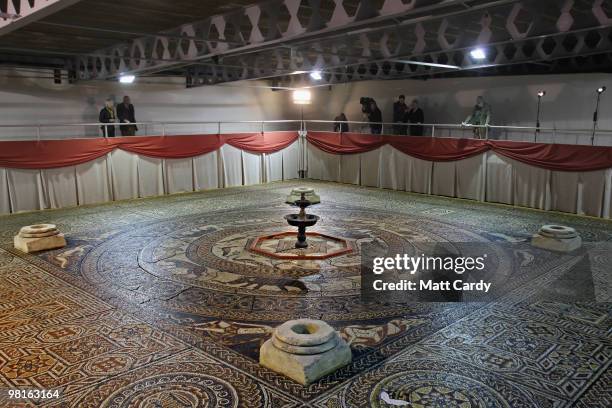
left=0, top=181, right=610, bottom=407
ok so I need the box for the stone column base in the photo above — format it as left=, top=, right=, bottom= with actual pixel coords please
left=260, top=319, right=351, bottom=385
left=532, top=225, right=581, bottom=252
left=13, top=224, right=67, bottom=253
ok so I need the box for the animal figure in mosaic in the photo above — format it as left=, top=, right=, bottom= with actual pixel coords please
left=380, top=391, right=411, bottom=406
left=165, top=259, right=209, bottom=279
left=53, top=245, right=87, bottom=268
left=227, top=275, right=309, bottom=292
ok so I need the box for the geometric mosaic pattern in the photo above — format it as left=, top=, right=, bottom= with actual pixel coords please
left=0, top=181, right=610, bottom=407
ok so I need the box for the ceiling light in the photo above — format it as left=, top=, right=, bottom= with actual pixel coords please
left=310, top=71, right=322, bottom=80
left=119, top=74, right=135, bottom=84
left=597, top=86, right=606, bottom=94
left=391, top=60, right=461, bottom=70
left=470, top=48, right=487, bottom=60
left=292, top=89, right=312, bottom=105
left=537, top=90, right=546, bottom=97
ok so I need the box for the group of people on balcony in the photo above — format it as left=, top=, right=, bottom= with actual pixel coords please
left=99, top=96, right=137, bottom=137
left=333, top=94, right=492, bottom=138
left=392, top=95, right=425, bottom=136
left=101, top=93, right=491, bottom=139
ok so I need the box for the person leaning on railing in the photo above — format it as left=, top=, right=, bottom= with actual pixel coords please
left=333, top=113, right=349, bottom=132
left=462, top=95, right=491, bottom=139
left=99, top=98, right=116, bottom=138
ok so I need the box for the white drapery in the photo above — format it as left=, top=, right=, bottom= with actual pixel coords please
left=2, top=139, right=609, bottom=219
left=0, top=142, right=300, bottom=214
left=306, top=143, right=611, bottom=218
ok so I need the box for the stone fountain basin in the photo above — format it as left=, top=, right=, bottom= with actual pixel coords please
left=284, top=214, right=320, bottom=227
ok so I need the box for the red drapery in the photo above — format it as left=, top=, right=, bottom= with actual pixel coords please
left=307, top=131, right=612, bottom=172
left=488, top=140, right=612, bottom=172
left=307, top=132, right=386, bottom=154
left=0, top=131, right=298, bottom=169
left=1, top=130, right=611, bottom=172
left=224, top=131, right=299, bottom=153
left=307, top=132, right=489, bottom=161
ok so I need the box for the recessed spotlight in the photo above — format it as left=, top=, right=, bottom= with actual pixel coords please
left=470, top=48, right=486, bottom=60
left=310, top=71, right=322, bottom=80
left=119, top=74, right=135, bottom=84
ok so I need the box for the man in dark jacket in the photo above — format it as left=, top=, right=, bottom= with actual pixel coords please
left=116, top=95, right=138, bottom=136
left=99, top=99, right=116, bottom=137
left=406, top=99, right=425, bottom=136
left=333, top=113, right=349, bottom=132
left=368, top=101, right=383, bottom=134
left=392, top=95, right=407, bottom=134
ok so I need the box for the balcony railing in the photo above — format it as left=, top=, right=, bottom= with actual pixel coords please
left=0, top=119, right=611, bottom=146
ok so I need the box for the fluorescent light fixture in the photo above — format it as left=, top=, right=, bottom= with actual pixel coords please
left=391, top=59, right=461, bottom=69
left=597, top=86, right=606, bottom=94
left=119, top=74, right=135, bottom=84
left=290, top=70, right=309, bottom=75
left=310, top=71, right=322, bottom=80
left=537, top=90, right=546, bottom=97
left=463, top=63, right=498, bottom=70
left=470, top=48, right=487, bottom=60
left=292, top=89, right=312, bottom=105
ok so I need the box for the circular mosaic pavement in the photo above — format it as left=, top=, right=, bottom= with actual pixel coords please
left=79, top=206, right=509, bottom=323
left=69, top=358, right=264, bottom=408
left=344, top=361, right=542, bottom=407
left=102, top=373, right=238, bottom=408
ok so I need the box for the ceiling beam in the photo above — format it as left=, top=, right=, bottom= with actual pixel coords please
left=64, top=0, right=612, bottom=86
left=0, top=0, right=83, bottom=37
left=71, top=0, right=506, bottom=80
left=183, top=1, right=612, bottom=87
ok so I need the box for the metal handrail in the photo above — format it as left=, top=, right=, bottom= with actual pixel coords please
left=304, top=120, right=612, bottom=134
left=1, top=119, right=610, bottom=146
left=0, top=119, right=610, bottom=134
left=0, top=119, right=302, bottom=128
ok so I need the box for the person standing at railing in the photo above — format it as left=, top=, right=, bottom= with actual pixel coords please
left=117, top=95, right=138, bottom=136
left=99, top=99, right=116, bottom=138
left=393, top=95, right=408, bottom=135
left=368, top=100, right=383, bottom=134
left=406, top=99, right=424, bottom=136
left=462, top=95, right=491, bottom=139
left=333, top=113, right=349, bottom=132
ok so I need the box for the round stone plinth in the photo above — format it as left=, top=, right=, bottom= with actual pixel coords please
left=20, top=224, right=57, bottom=236
left=275, top=319, right=335, bottom=347
left=539, top=225, right=577, bottom=239
left=532, top=225, right=581, bottom=252
left=272, top=335, right=338, bottom=355
left=260, top=319, right=352, bottom=385
left=286, top=187, right=320, bottom=204
left=20, top=229, right=60, bottom=238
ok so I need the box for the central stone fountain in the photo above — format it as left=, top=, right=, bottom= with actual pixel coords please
left=249, top=188, right=352, bottom=260
left=284, top=192, right=320, bottom=249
